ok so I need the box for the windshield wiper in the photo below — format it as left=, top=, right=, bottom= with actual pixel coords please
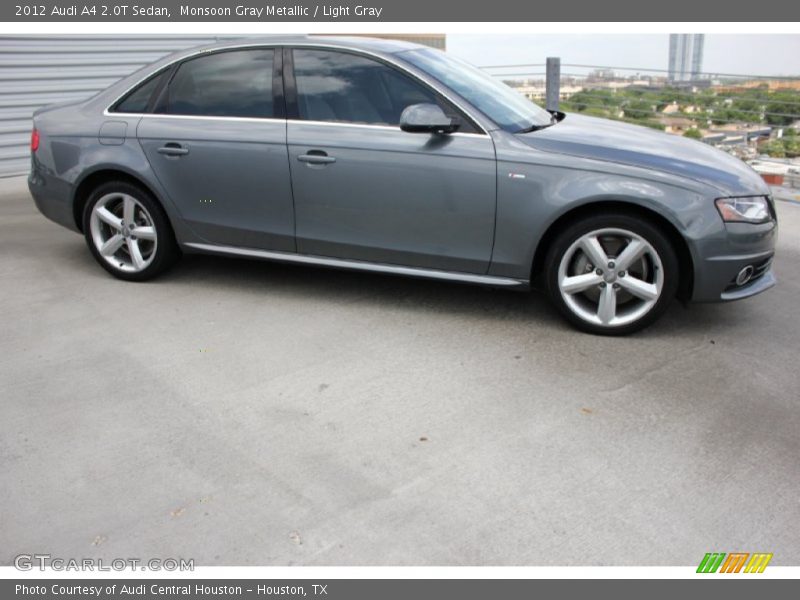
left=517, top=123, right=552, bottom=134
left=516, top=110, right=563, bottom=134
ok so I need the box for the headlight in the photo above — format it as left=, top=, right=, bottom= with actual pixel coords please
left=715, top=196, right=772, bottom=224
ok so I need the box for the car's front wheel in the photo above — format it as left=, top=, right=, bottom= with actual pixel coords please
left=544, top=213, right=679, bottom=335
left=83, top=181, right=179, bottom=281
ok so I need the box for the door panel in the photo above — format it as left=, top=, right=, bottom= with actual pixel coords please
left=288, top=122, right=496, bottom=273
left=135, top=48, right=293, bottom=251
left=286, top=48, right=496, bottom=273
left=138, top=117, right=293, bottom=251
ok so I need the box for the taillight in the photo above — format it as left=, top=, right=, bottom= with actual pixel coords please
left=31, top=129, right=40, bottom=152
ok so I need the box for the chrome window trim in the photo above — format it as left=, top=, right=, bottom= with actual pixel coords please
left=286, top=119, right=489, bottom=139
left=103, top=110, right=491, bottom=140
left=103, top=110, right=285, bottom=124
left=100, top=111, right=487, bottom=139
left=103, top=41, right=492, bottom=135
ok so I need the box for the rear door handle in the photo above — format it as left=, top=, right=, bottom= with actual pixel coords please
left=297, top=151, right=336, bottom=165
left=157, top=143, right=189, bottom=156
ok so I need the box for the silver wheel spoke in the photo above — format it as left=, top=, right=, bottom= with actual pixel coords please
left=99, top=234, right=125, bottom=256
left=579, top=235, right=608, bottom=268
left=597, top=285, right=617, bottom=325
left=127, top=239, right=145, bottom=270
left=123, top=196, right=136, bottom=225
left=557, top=227, right=665, bottom=329
left=90, top=192, right=157, bottom=274
left=131, top=225, right=155, bottom=241
left=95, top=206, right=122, bottom=230
left=618, top=276, right=659, bottom=301
left=561, top=272, right=602, bottom=295
left=616, top=239, right=646, bottom=271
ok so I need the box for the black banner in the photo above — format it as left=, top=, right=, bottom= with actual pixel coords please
left=4, top=579, right=800, bottom=600
left=3, top=0, right=800, bottom=22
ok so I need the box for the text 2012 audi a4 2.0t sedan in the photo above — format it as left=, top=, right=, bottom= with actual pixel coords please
left=28, top=36, right=777, bottom=334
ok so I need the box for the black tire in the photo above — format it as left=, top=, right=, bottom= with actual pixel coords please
left=544, top=212, right=679, bottom=335
left=82, top=180, right=180, bottom=281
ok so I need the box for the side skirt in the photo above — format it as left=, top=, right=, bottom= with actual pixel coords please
left=184, top=242, right=530, bottom=289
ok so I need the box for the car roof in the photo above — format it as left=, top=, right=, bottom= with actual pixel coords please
left=193, top=35, right=427, bottom=55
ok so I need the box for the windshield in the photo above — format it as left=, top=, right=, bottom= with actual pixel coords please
left=401, top=48, right=554, bottom=132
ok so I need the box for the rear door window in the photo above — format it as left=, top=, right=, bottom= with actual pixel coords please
left=157, top=49, right=275, bottom=118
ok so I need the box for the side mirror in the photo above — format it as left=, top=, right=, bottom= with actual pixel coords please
left=400, top=103, right=460, bottom=134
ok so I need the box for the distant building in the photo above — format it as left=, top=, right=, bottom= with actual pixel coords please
left=662, top=102, right=700, bottom=114
left=657, top=116, right=697, bottom=134
left=668, top=34, right=704, bottom=82
left=702, top=125, right=772, bottom=147
left=587, top=68, right=616, bottom=81
left=509, top=79, right=583, bottom=101
left=715, top=79, right=800, bottom=92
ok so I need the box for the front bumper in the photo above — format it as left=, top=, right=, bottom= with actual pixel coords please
left=720, top=268, right=776, bottom=301
left=691, top=218, right=777, bottom=303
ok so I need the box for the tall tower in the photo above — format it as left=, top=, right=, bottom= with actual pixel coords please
left=668, top=34, right=705, bottom=82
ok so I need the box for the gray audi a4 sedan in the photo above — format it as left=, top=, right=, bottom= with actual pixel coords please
left=28, top=36, right=777, bottom=334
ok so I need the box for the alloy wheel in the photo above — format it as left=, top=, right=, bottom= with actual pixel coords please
left=89, top=193, right=158, bottom=273
left=557, top=227, right=664, bottom=328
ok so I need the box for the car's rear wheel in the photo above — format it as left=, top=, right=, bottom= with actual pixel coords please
left=544, top=213, right=679, bottom=335
left=83, top=181, right=179, bottom=281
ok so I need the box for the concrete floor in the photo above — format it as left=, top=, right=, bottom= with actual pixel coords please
left=1, top=175, right=799, bottom=566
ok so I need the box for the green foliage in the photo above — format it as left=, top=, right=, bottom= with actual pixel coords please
left=760, top=137, right=800, bottom=158
left=579, top=107, right=612, bottom=118
left=785, top=137, right=800, bottom=156
left=559, top=85, right=800, bottom=128
left=633, top=120, right=666, bottom=131
left=760, top=140, right=786, bottom=158
left=683, top=128, right=703, bottom=139
left=686, top=90, right=718, bottom=109
left=564, top=89, right=619, bottom=112
left=554, top=84, right=800, bottom=134
left=622, top=99, right=655, bottom=119
left=765, top=92, right=799, bottom=126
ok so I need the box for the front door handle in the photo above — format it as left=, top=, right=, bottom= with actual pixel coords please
left=298, top=151, right=336, bottom=165
left=157, top=143, right=189, bottom=157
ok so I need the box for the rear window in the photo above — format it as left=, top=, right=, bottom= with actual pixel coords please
left=156, top=49, right=275, bottom=119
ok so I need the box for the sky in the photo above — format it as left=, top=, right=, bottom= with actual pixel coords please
left=447, top=34, right=800, bottom=77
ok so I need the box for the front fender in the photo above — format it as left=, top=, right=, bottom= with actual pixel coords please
left=488, top=130, right=720, bottom=279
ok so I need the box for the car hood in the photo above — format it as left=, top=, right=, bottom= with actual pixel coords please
left=516, top=113, right=769, bottom=197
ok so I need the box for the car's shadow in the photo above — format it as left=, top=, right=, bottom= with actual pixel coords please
left=68, top=242, right=757, bottom=338
left=170, top=252, right=565, bottom=328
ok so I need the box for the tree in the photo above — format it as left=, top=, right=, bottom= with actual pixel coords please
left=628, top=119, right=665, bottom=131
left=683, top=128, right=703, bottom=140
left=623, top=99, right=654, bottom=120
left=784, top=138, right=800, bottom=157
left=566, top=89, right=618, bottom=112
left=760, top=139, right=786, bottom=158
left=580, top=107, right=612, bottom=118
left=765, top=92, right=800, bottom=126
